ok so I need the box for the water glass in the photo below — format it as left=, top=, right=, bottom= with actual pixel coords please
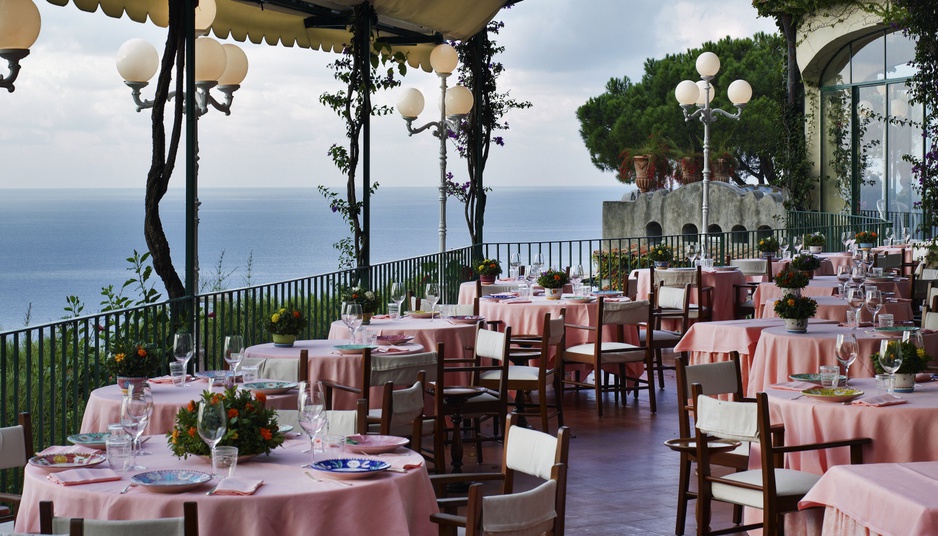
left=878, top=314, right=895, bottom=328
left=875, top=373, right=893, bottom=394
left=169, top=362, right=186, bottom=387
left=845, top=309, right=857, bottom=329
left=359, top=329, right=377, bottom=347
left=212, top=446, right=239, bottom=477
left=819, top=365, right=840, bottom=388
left=106, top=434, right=133, bottom=473
left=241, top=365, right=259, bottom=384
left=387, top=302, right=400, bottom=318
left=322, top=435, right=346, bottom=458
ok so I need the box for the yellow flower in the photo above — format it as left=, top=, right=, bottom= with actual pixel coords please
left=271, top=313, right=281, bottom=323
left=114, top=353, right=125, bottom=363
left=278, top=308, right=286, bottom=314
left=787, top=299, right=795, bottom=306
left=478, top=264, right=485, bottom=271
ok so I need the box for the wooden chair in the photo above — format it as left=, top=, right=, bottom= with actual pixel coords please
left=673, top=355, right=750, bottom=536
left=480, top=310, right=566, bottom=433
left=639, top=289, right=684, bottom=389
left=40, top=500, right=199, bottom=535
left=562, top=297, right=657, bottom=416
left=728, top=258, right=768, bottom=319
left=651, top=264, right=714, bottom=331
left=240, top=348, right=309, bottom=383
left=693, top=387, right=871, bottom=536
left=0, top=412, right=33, bottom=525
left=873, top=251, right=903, bottom=272
left=429, top=413, right=570, bottom=536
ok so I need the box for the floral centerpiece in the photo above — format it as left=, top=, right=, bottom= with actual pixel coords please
left=805, top=232, right=826, bottom=252
left=267, top=305, right=304, bottom=347
left=537, top=268, right=570, bottom=300
left=647, top=244, right=674, bottom=267
left=855, top=231, right=878, bottom=247
left=774, top=294, right=818, bottom=333
left=916, top=239, right=938, bottom=270
left=340, top=286, right=378, bottom=314
left=105, top=338, right=162, bottom=392
left=774, top=268, right=809, bottom=291
left=756, top=236, right=779, bottom=256
left=474, top=258, right=503, bottom=283
left=167, top=387, right=286, bottom=459
left=872, top=340, right=932, bottom=392
left=790, top=253, right=822, bottom=275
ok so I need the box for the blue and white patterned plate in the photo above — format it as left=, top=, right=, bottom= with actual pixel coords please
left=67, top=432, right=109, bottom=449
left=131, top=470, right=212, bottom=493
left=29, top=453, right=107, bottom=472
left=309, top=458, right=391, bottom=480
left=242, top=381, right=298, bottom=395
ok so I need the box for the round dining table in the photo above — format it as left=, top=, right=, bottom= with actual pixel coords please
left=758, top=295, right=914, bottom=323
left=327, top=316, right=476, bottom=359
left=80, top=381, right=297, bottom=434
left=14, top=436, right=438, bottom=535
left=633, top=267, right=746, bottom=322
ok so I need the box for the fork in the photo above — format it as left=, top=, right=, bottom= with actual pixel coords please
left=304, top=470, right=353, bottom=487
left=119, top=482, right=137, bottom=494
left=789, top=394, right=805, bottom=400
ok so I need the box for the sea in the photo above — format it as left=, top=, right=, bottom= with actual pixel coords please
left=0, top=186, right=628, bottom=331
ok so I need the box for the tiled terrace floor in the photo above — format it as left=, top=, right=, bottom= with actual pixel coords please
left=454, top=352, right=737, bottom=536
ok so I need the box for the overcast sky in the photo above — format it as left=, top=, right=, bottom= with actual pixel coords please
left=2, top=0, right=777, bottom=190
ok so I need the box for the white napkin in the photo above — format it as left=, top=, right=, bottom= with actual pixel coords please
left=769, top=381, right=818, bottom=392
left=851, top=394, right=908, bottom=407
left=213, top=477, right=264, bottom=495
left=47, top=468, right=122, bottom=486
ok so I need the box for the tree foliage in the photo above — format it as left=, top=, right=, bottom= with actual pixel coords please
left=576, top=33, right=786, bottom=187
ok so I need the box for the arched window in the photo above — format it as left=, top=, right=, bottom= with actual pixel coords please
left=731, top=225, right=748, bottom=244
left=681, top=224, right=698, bottom=238
left=646, top=222, right=663, bottom=243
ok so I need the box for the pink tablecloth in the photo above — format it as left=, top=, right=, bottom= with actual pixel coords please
left=762, top=378, right=938, bottom=473
left=818, top=251, right=856, bottom=274
left=80, top=382, right=296, bottom=434
left=634, top=268, right=746, bottom=322
left=673, top=318, right=837, bottom=394
left=759, top=295, right=913, bottom=323
left=244, top=339, right=425, bottom=410
left=800, top=462, right=938, bottom=536
left=328, top=317, right=475, bottom=359
left=14, top=437, right=438, bottom=535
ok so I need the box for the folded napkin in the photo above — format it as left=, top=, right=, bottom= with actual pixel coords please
left=769, top=381, right=818, bottom=392
left=838, top=322, right=873, bottom=328
left=213, top=477, right=264, bottom=495
left=916, top=373, right=933, bottom=383
left=852, top=394, right=908, bottom=407
left=376, top=454, right=424, bottom=471
left=40, top=445, right=101, bottom=456
left=603, top=297, right=632, bottom=302
left=148, top=375, right=194, bottom=384
left=374, top=346, right=412, bottom=354
left=371, top=314, right=392, bottom=320
left=47, top=468, right=122, bottom=486
left=503, top=300, right=532, bottom=305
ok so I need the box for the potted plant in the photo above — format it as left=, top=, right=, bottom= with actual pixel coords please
left=710, top=145, right=736, bottom=183
left=756, top=236, right=779, bottom=259
left=790, top=253, right=822, bottom=278
left=474, top=258, right=503, bottom=284
left=673, top=146, right=703, bottom=185
left=537, top=268, right=570, bottom=300
left=267, top=305, right=305, bottom=347
left=618, top=133, right=674, bottom=193
left=339, top=286, right=379, bottom=324
left=805, top=232, right=826, bottom=253
left=167, top=387, right=286, bottom=459
left=105, top=338, right=162, bottom=394
left=855, top=231, right=878, bottom=250
left=773, top=294, right=818, bottom=333
left=872, top=340, right=932, bottom=392
left=647, top=244, right=674, bottom=269
left=773, top=268, right=809, bottom=296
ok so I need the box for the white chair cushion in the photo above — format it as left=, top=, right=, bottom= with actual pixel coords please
left=0, top=425, right=26, bottom=471
left=481, top=366, right=540, bottom=383
left=505, top=426, right=559, bottom=480
left=695, top=395, right=759, bottom=443
left=565, top=342, right=645, bottom=364
left=658, top=287, right=686, bottom=310
left=638, top=330, right=682, bottom=343
left=52, top=517, right=186, bottom=536
left=712, top=468, right=820, bottom=508
left=482, top=479, right=557, bottom=535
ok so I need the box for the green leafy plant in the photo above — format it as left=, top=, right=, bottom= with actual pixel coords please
left=790, top=253, right=821, bottom=272
left=774, top=268, right=809, bottom=289
left=618, top=133, right=674, bottom=187
left=773, top=294, right=818, bottom=319
left=855, top=231, right=878, bottom=244
left=872, top=341, right=932, bottom=375
left=339, top=286, right=379, bottom=314
left=537, top=269, right=570, bottom=289
left=757, top=236, right=779, bottom=253
left=648, top=244, right=674, bottom=263
left=474, top=258, right=503, bottom=277
left=266, top=306, right=304, bottom=336
left=805, top=232, right=825, bottom=247
left=104, top=339, right=162, bottom=378
left=167, top=388, right=286, bottom=458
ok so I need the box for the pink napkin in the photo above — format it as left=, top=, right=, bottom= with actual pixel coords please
left=376, top=454, right=424, bottom=471
left=374, top=346, right=411, bottom=354
left=213, top=477, right=264, bottom=495
left=851, top=394, right=908, bottom=407
left=504, top=300, right=532, bottom=305
left=916, top=373, right=933, bottom=383
left=769, top=381, right=818, bottom=392
left=47, top=468, right=122, bottom=486
left=371, top=314, right=392, bottom=320
left=39, top=445, right=101, bottom=456
left=148, top=375, right=194, bottom=384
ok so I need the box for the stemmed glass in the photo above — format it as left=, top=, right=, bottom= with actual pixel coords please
left=846, top=287, right=865, bottom=330
left=836, top=266, right=851, bottom=298
left=172, top=332, right=194, bottom=387
left=570, top=264, right=584, bottom=295
left=835, top=333, right=858, bottom=386
left=389, top=282, right=405, bottom=319
left=509, top=254, right=521, bottom=279
left=223, top=335, right=244, bottom=382
left=865, top=289, right=883, bottom=327
left=851, top=265, right=866, bottom=286
left=686, top=244, right=698, bottom=267
left=793, top=235, right=804, bottom=255
left=841, top=231, right=852, bottom=251
left=120, top=386, right=153, bottom=467
left=878, top=340, right=904, bottom=395
left=298, top=385, right=327, bottom=463
left=884, top=228, right=895, bottom=247
left=530, top=254, right=544, bottom=278
left=425, top=283, right=440, bottom=321
left=341, top=302, right=362, bottom=344
left=779, top=237, right=790, bottom=260
left=902, top=226, right=912, bottom=245
left=197, top=396, right=228, bottom=475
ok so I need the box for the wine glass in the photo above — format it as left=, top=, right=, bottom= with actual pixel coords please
left=389, top=282, right=405, bottom=318
left=570, top=264, right=584, bottom=295
left=851, top=265, right=866, bottom=285
left=841, top=231, right=851, bottom=251
left=120, top=387, right=152, bottom=467
left=197, top=397, right=228, bottom=475
left=865, top=289, right=883, bottom=327
left=172, top=332, right=194, bottom=386
left=779, top=237, right=790, bottom=260
left=835, top=333, right=858, bottom=386
left=902, top=226, right=912, bottom=245
left=531, top=254, right=544, bottom=278
left=836, top=266, right=851, bottom=298
left=298, top=387, right=326, bottom=463
left=793, top=235, right=803, bottom=255
left=686, top=244, right=698, bottom=267
left=425, top=283, right=440, bottom=321
left=509, top=254, right=521, bottom=279
left=341, top=302, right=362, bottom=344
left=847, top=287, right=865, bottom=330
left=884, top=228, right=895, bottom=247
left=223, top=335, right=244, bottom=381
left=878, top=340, right=904, bottom=395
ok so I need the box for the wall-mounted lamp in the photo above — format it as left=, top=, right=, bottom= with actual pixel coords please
left=0, top=0, right=41, bottom=93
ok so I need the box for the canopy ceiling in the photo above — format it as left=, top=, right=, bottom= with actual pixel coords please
left=45, top=0, right=509, bottom=70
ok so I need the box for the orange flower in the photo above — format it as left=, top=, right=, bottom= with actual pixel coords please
left=114, top=353, right=125, bottom=363
left=211, top=394, right=224, bottom=404
left=228, top=408, right=239, bottom=419
left=245, top=403, right=254, bottom=412
left=292, top=311, right=301, bottom=318
left=187, top=401, right=196, bottom=412
left=255, top=392, right=267, bottom=404
left=872, top=232, right=878, bottom=237
left=187, top=427, right=197, bottom=437
left=553, top=274, right=561, bottom=281
left=787, top=299, right=795, bottom=306
left=136, top=346, right=147, bottom=357
left=260, top=427, right=272, bottom=441
left=172, top=429, right=179, bottom=444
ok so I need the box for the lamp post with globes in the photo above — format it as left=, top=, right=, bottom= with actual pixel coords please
left=0, top=0, right=41, bottom=93
left=674, top=51, right=752, bottom=239
left=396, top=43, right=474, bottom=253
